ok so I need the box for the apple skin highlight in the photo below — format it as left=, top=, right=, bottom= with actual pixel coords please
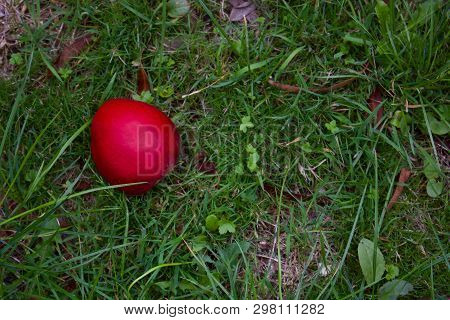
left=90, top=98, right=179, bottom=195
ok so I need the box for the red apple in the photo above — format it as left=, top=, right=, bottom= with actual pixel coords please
left=90, top=98, right=179, bottom=195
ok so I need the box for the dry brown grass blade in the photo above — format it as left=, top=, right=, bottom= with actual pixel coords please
left=267, top=79, right=302, bottom=93
left=387, top=168, right=412, bottom=210
left=52, top=33, right=93, bottom=70
left=268, top=77, right=357, bottom=94
left=137, top=67, right=150, bottom=94
left=268, top=63, right=369, bottom=94
left=368, top=86, right=384, bottom=126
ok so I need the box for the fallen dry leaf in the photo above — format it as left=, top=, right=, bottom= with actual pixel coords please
left=229, top=0, right=258, bottom=22
left=387, top=168, right=412, bottom=210
left=368, top=86, right=384, bottom=126
left=52, top=33, right=93, bottom=70
left=61, top=275, right=77, bottom=292
left=195, top=151, right=217, bottom=174
left=137, top=67, right=151, bottom=94
left=74, top=178, right=92, bottom=191
left=0, top=230, right=16, bottom=238
left=56, top=216, right=71, bottom=228
left=197, top=161, right=217, bottom=174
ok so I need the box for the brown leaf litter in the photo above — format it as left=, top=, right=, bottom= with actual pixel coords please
left=51, top=33, right=93, bottom=71
left=252, top=220, right=301, bottom=291
left=387, top=168, right=412, bottom=210
left=195, top=150, right=217, bottom=174
left=60, top=274, right=77, bottom=292
left=0, top=0, right=26, bottom=78
left=137, top=67, right=151, bottom=94
left=0, top=0, right=64, bottom=78
left=247, top=212, right=337, bottom=296
left=368, top=86, right=384, bottom=126
left=74, top=178, right=92, bottom=192
left=228, top=0, right=258, bottom=22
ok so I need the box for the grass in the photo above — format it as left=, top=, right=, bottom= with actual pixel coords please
left=0, top=0, right=448, bottom=299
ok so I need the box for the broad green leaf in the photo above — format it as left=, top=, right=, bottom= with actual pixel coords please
left=391, top=111, right=410, bottom=135
left=301, top=142, right=313, bottom=153
left=239, top=116, right=254, bottom=133
left=427, top=112, right=449, bottom=135
left=178, top=279, right=196, bottom=291
left=58, top=67, right=73, bottom=80
left=192, top=235, right=208, bottom=252
left=240, top=188, right=257, bottom=202
left=168, top=0, right=190, bottom=18
left=423, top=158, right=441, bottom=180
left=246, top=151, right=260, bottom=172
left=234, top=163, right=244, bottom=175
left=155, top=85, right=174, bottom=98
left=439, top=105, right=450, bottom=122
left=378, top=280, right=413, bottom=300
left=246, top=144, right=257, bottom=154
left=426, top=179, right=443, bottom=198
left=325, top=120, right=339, bottom=134
left=218, top=221, right=236, bottom=235
left=385, top=264, right=399, bottom=280
left=334, top=51, right=345, bottom=59
left=358, top=238, right=385, bottom=284
left=231, top=40, right=243, bottom=56
left=132, top=91, right=154, bottom=104
left=375, top=0, right=392, bottom=37
left=9, top=53, right=24, bottom=65
left=205, top=214, right=219, bottom=231
left=166, top=58, right=175, bottom=67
